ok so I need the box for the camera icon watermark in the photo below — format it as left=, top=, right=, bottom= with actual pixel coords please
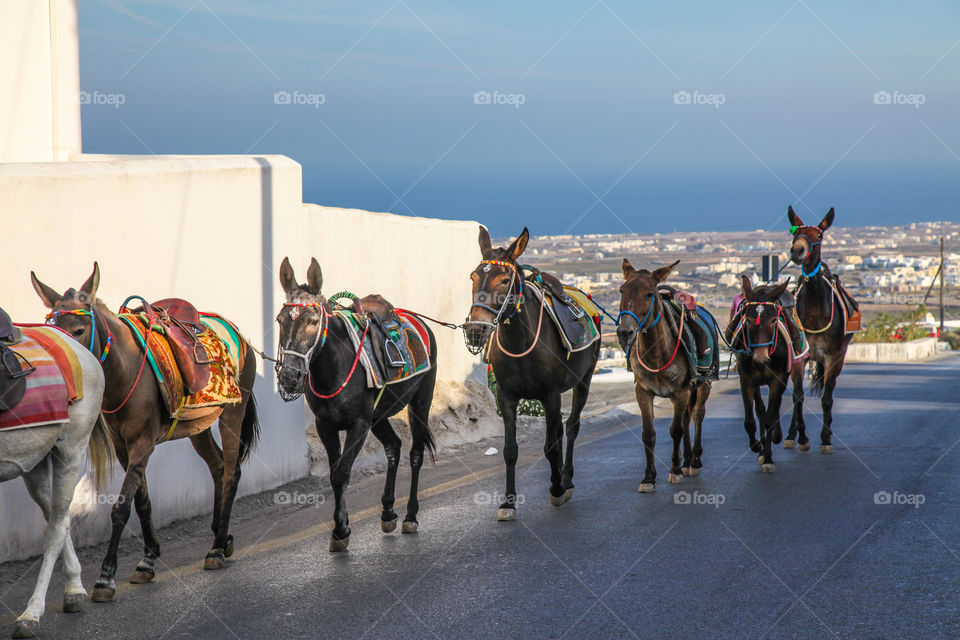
left=873, top=90, right=925, bottom=108
left=274, top=490, right=326, bottom=507
left=274, top=90, right=325, bottom=109
left=674, top=490, right=725, bottom=508
left=473, top=90, right=525, bottom=109
left=79, top=91, right=125, bottom=109
left=873, top=490, right=924, bottom=508
left=673, top=90, right=725, bottom=109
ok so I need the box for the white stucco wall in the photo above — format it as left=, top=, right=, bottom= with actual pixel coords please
left=0, top=154, right=484, bottom=562
left=0, top=0, right=82, bottom=162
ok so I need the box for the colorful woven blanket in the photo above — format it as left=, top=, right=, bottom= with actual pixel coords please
left=335, top=310, right=432, bottom=389
left=119, top=313, right=243, bottom=419
left=0, top=326, right=82, bottom=430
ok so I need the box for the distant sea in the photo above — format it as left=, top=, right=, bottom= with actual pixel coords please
left=303, top=163, right=959, bottom=237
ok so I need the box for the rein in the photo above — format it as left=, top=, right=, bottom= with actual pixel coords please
left=307, top=322, right=369, bottom=400
left=633, top=302, right=685, bottom=374
left=494, top=282, right=546, bottom=358
left=795, top=280, right=836, bottom=334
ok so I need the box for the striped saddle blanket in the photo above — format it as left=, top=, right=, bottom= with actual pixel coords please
left=336, top=310, right=431, bottom=389
left=0, top=326, right=84, bottom=431
left=119, top=312, right=243, bottom=418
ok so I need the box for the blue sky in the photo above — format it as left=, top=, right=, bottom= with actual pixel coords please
left=79, top=1, right=960, bottom=235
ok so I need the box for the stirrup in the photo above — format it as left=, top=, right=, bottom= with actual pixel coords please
left=384, top=340, right=406, bottom=367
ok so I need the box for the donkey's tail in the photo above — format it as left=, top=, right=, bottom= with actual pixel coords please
left=810, top=361, right=825, bottom=397
left=89, top=413, right=115, bottom=492
left=238, top=395, right=261, bottom=465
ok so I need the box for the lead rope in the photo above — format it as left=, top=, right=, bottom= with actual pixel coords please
left=633, top=303, right=685, bottom=373
left=495, top=283, right=546, bottom=358
left=308, top=322, right=370, bottom=399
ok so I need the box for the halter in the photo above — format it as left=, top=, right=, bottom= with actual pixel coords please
left=616, top=297, right=661, bottom=335
left=791, top=225, right=823, bottom=272
left=740, top=302, right=782, bottom=350
left=463, top=259, right=525, bottom=355
left=275, top=302, right=328, bottom=378
left=45, top=307, right=113, bottom=363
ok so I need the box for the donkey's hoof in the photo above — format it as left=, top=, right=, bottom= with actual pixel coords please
left=761, top=463, right=776, bottom=473
left=203, top=550, right=225, bottom=570
left=381, top=517, right=398, bottom=533
left=496, top=508, right=516, bottom=521
left=63, top=592, right=85, bottom=613
left=329, top=535, right=350, bottom=552
left=12, top=619, right=39, bottom=639
left=402, top=520, right=419, bottom=534
left=90, top=580, right=115, bottom=603
left=549, top=488, right=573, bottom=506
left=637, top=483, right=656, bottom=493
left=783, top=439, right=795, bottom=449
left=668, top=473, right=683, bottom=484
left=130, top=562, right=155, bottom=584
left=224, top=534, right=235, bottom=558
left=687, top=467, right=702, bottom=477
left=821, top=445, right=834, bottom=454
left=798, top=442, right=811, bottom=452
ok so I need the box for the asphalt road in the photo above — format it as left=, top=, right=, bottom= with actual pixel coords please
left=2, top=355, right=959, bottom=639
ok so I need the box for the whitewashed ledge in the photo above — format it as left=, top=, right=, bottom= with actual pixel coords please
left=846, top=338, right=939, bottom=363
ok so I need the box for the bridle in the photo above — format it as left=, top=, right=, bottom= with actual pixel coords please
left=45, top=307, right=113, bottom=363
left=275, top=302, right=328, bottom=380
left=739, top=302, right=782, bottom=351
left=463, top=259, right=525, bottom=356
left=791, top=225, right=823, bottom=278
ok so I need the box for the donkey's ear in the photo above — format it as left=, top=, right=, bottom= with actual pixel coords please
left=652, top=260, right=680, bottom=284
left=506, top=227, right=529, bottom=260
left=741, top=275, right=754, bottom=301
left=279, top=257, right=298, bottom=295
left=306, top=258, right=324, bottom=295
left=79, top=262, right=100, bottom=304
left=621, top=258, right=636, bottom=278
left=478, top=226, right=493, bottom=257
left=769, top=280, right=789, bottom=301
left=818, top=207, right=835, bottom=232
left=787, top=205, right=803, bottom=228
left=31, top=272, right=62, bottom=309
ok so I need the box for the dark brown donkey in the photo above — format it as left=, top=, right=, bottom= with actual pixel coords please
left=31, top=263, right=260, bottom=601
left=464, top=228, right=599, bottom=520
left=785, top=206, right=857, bottom=453
left=616, top=260, right=714, bottom=492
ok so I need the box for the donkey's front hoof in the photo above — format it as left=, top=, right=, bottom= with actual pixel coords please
left=684, top=466, right=702, bottom=477
left=496, top=508, right=516, bottom=521
left=381, top=517, right=398, bottom=533
left=329, top=535, right=350, bottom=552
left=637, top=483, right=656, bottom=493
left=90, top=580, right=116, bottom=603
left=224, top=534, right=235, bottom=558
left=402, top=520, right=419, bottom=534
left=798, top=442, right=811, bottom=452
left=12, top=619, right=39, bottom=639
left=203, top=550, right=225, bottom=570
left=549, top=488, right=573, bottom=506
left=783, top=439, right=795, bottom=449
left=821, top=445, right=834, bottom=454
left=63, top=592, right=85, bottom=613
left=761, top=463, right=776, bottom=473
left=130, top=562, right=155, bottom=584
left=668, top=472, right=683, bottom=484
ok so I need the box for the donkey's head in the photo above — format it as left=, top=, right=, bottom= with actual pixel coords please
left=616, top=259, right=678, bottom=355
left=276, top=257, right=326, bottom=401
left=739, top=276, right=789, bottom=364
left=463, top=226, right=529, bottom=354
left=31, top=263, right=103, bottom=353
left=787, top=206, right=834, bottom=268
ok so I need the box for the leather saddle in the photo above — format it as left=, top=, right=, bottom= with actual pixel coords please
left=523, top=267, right=589, bottom=344
left=0, top=307, right=32, bottom=412
left=356, top=295, right=407, bottom=370
left=129, top=298, right=212, bottom=395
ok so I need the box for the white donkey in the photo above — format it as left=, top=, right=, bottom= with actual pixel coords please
left=0, top=334, right=110, bottom=638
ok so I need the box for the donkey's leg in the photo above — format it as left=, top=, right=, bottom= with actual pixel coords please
left=739, top=380, right=761, bottom=454
left=496, top=389, right=520, bottom=521
left=686, top=383, right=711, bottom=476
left=325, top=420, right=370, bottom=552
left=760, top=381, right=786, bottom=472
left=820, top=356, right=844, bottom=453
left=636, top=384, right=658, bottom=493
left=370, top=418, right=402, bottom=533
left=668, top=390, right=691, bottom=484
left=786, top=365, right=809, bottom=450
left=92, top=439, right=155, bottom=603
left=129, top=476, right=161, bottom=583
left=543, top=391, right=567, bottom=505
left=560, top=380, right=590, bottom=498
left=14, top=448, right=83, bottom=638
left=403, top=370, right=436, bottom=533
left=189, top=431, right=225, bottom=545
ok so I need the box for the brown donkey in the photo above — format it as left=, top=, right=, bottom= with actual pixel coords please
left=785, top=207, right=858, bottom=453
left=616, top=260, right=715, bottom=492
left=31, top=263, right=260, bottom=602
